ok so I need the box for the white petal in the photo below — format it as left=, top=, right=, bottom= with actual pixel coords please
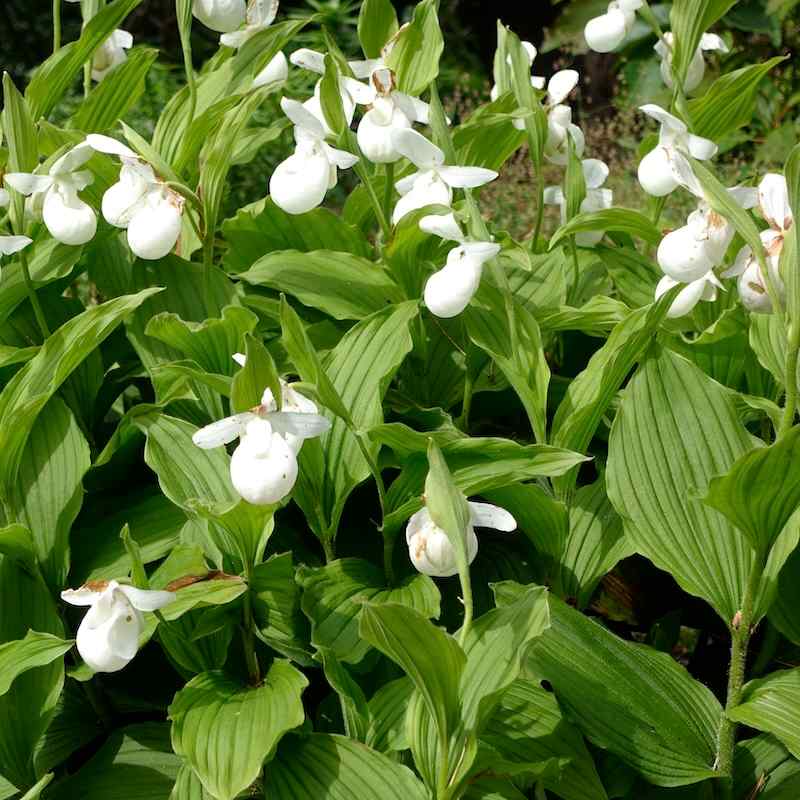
left=4, top=173, right=53, bottom=196
left=460, top=241, right=501, bottom=264
left=127, top=192, right=182, bottom=259
left=61, top=587, right=103, bottom=606
left=728, top=185, right=758, bottom=210
left=0, top=235, right=32, bottom=256
left=393, top=92, right=429, bottom=124
left=357, top=107, right=410, bottom=163
left=192, top=0, right=247, bottom=32
left=252, top=51, right=288, bottom=88
left=547, top=69, right=579, bottom=105
left=192, top=412, right=255, bottom=448
left=232, top=352, right=247, bottom=366
left=391, top=128, right=445, bottom=170
left=264, top=411, right=331, bottom=440
left=542, top=186, right=565, bottom=206
left=738, top=261, right=774, bottom=313
left=341, top=76, right=374, bottom=106
left=289, top=48, right=326, bottom=74
left=638, top=146, right=679, bottom=197
left=419, top=212, right=464, bottom=242
left=759, top=173, right=792, bottom=232
left=700, top=33, right=728, bottom=52
left=395, top=170, right=422, bottom=196
left=118, top=585, right=174, bottom=611
left=437, top=166, right=498, bottom=189
left=76, top=598, right=141, bottom=673
left=657, top=224, right=714, bottom=283
left=270, top=148, right=331, bottom=215
left=50, top=142, right=94, bottom=175
left=220, top=29, right=249, bottom=48
left=687, top=133, right=717, bottom=161
left=42, top=187, right=97, bottom=246
left=86, top=133, right=138, bottom=159
left=280, top=97, right=326, bottom=139
left=682, top=49, right=706, bottom=93
left=423, top=260, right=482, bottom=318
left=391, top=172, right=452, bottom=225
left=468, top=501, right=516, bottom=531
left=322, top=143, right=359, bottom=170
left=250, top=0, right=278, bottom=27
left=584, top=8, right=628, bottom=52
left=661, top=276, right=706, bottom=318
left=349, top=58, right=383, bottom=79
left=582, top=158, right=609, bottom=189
left=639, top=104, right=687, bottom=138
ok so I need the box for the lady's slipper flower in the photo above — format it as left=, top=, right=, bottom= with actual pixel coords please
left=544, top=104, right=585, bottom=166
left=61, top=581, right=174, bottom=673
left=584, top=0, right=643, bottom=53
left=192, top=365, right=330, bottom=505
left=655, top=272, right=722, bottom=319
left=490, top=40, right=545, bottom=103
left=219, top=0, right=278, bottom=47
left=723, top=173, right=793, bottom=314
left=92, top=30, right=133, bottom=82
left=87, top=134, right=184, bottom=260
left=543, top=158, right=613, bottom=246
left=419, top=212, right=501, bottom=317
left=193, top=0, right=246, bottom=32
left=637, top=105, right=717, bottom=196
left=391, top=129, right=498, bottom=225
left=655, top=32, right=728, bottom=92
left=270, top=98, right=359, bottom=215
left=5, top=142, right=97, bottom=246
left=405, top=501, right=516, bottom=577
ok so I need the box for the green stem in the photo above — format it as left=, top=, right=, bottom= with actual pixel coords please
left=779, top=321, right=800, bottom=436
left=19, top=250, right=50, bottom=339
left=568, top=238, right=581, bottom=304
left=83, top=61, right=92, bottom=99
left=651, top=195, right=667, bottom=226
left=203, top=234, right=215, bottom=318
left=52, top=0, right=61, bottom=53
left=457, top=568, right=474, bottom=648
left=716, top=560, right=764, bottom=791
left=242, top=564, right=261, bottom=685
left=531, top=171, right=545, bottom=251
left=383, top=162, right=394, bottom=227
left=321, top=535, right=335, bottom=564
left=179, top=24, right=198, bottom=128
left=382, top=530, right=397, bottom=586
left=458, top=369, right=473, bottom=431
left=355, top=163, right=390, bottom=241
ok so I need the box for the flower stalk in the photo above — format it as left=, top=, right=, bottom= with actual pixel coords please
left=779, top=321, right=800, bottom=436
left=19, top=249, right=50, bottom=339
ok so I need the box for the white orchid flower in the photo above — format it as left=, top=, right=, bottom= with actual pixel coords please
left=61, top=581, right=174, bottom=673
left=92, top=29, right=133, bottom=82
left=722, top=174, right=793, bottom=314
left=406, top=501, right=516, bottom=577
left=5, top=142, right=97, bottom=246
left=543, top=158, right=613, bottom=246
left=390, top=129, right=498, bottom=225
left=269, top=98, right=359, bottom=215
left=193, top=0, right=246, bottom=32
left=490, top=40, right=546, bottom=103
left=655, top=32, right=728, bottom=93
left=418, top=212, right=501, bottom=317
left=193, top=361, right=330, bottom=505
left=584, top=0, right=643, bottom=52
left=0, top=190, right=32, bottom=259
left=87, top=134, right=184, bottom=260
left=544, top=103, right=585, bottom=166
left=655, top=272, right=722, bottom=319
left=637, top=105, right=717, bottom=196
left=356, top=68, right=429, bottom=164
left=657, top=185, right=757, bottom=284
left=219, top=0, right=278, bottom=47
left=253, top=51, right=289, bottom=88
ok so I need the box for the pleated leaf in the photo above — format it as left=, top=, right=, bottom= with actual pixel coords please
left=0, top=632, right=72, bottom=697
left=550, top=208, right=661, bottom=249
left=384, top=0, right=443, bottom=96
left=669, top=0, right=736, bottom=88
left=607, top=348, right=757, bottom=624
left=357, top=0, right=398, bottom=57
left=169, top=664, right=308, bottom=800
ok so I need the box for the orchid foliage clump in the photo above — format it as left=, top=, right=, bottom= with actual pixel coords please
left=0, top=0, right=799, bottom=798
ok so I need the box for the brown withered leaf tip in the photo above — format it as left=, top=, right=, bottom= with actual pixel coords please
left=165, top=571, right=238, bottom=592
left=83, top=580, right=109, bottom=592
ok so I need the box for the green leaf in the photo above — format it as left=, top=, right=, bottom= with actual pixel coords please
left=703, top=426, right=800, bottom=561
left=2, top=73, right=37, bottom=229
left=221, top=198, right=371, bottom=275
left=599, top=244, right=660, bottom=308
left=465, top=284, right=550, bottom=443
left=192, top=499, right=274, bottom=570
left=459, top=585, right=550, bottom=732
left=320, top=55, right=348, bottom=139
left=319, top=649, right=370, bottom=741
left=0, top=632, right=72, bottom=697
left=71, top=47, right=159, bottom=133
left=264, top=733, right=428, bottom=799
left=729, top=669, right=800, bottom=759
left=169, top=665, right=308, bottom=800
left=298, top=558, right=440, bottom=664
left=25, top=0, right=143, bottom=119
left=366, top=677, right=412, bottom=753
left=0, top=288, right=160, bottom=503
left=785, top=143, right=800, bottom=327
left=496, top=584, right=723, bottom=787
left=565, top=137, right=587, bottom=222
left=551, top=297, right=672, bottom=495
left=239, top=251, right=402, bottom=320
left=688, top=57, right=787, bottom=141
left=607, top=348, right=757, bottom=624
left=360, top=602, right=465, bottom=740
left=358, top=0, right=398, bottom=57
left=7, top=397, right=90, bottom=590
left=385, top=0, right=444, bottom=96
left=550, top=208, right=662, bottom=250
left=453, top=94, right=526, bottom=172
left=230, top=332, right=282, bottom=414
left=18, top=773, right=53, bottom=800
left=484, top=679, right=609, bottom=800
left=669, top=0, right=737, bottom=89
left=46, top=723, right=180, bottom=800
left=733, top=733, right=800, bottom=800
left=0, top=524, right=36, bottom=568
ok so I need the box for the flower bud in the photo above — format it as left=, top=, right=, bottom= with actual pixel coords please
left=405, top=509, right=479, bottom=577
left=230, top=419, right=298, bottom=505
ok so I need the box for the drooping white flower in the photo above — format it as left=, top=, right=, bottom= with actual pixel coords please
left=544, top=103, right=585, bottom=166
left=193, top=0, right=246, bottom=32
left=655, top=272, right=722, bottom=318
left=637, top=105, right=717, bottom=196
left=220, top=0, right=278, bottom=47
left=252, top=52, right=289, bottom=88
left=406, top=501, right=516, bottom=577
left=391, top=129, right=498, bottom=225
left=419, top=212, right=501, bottom=317
left=543, top=158, right=613, bottom=246
left=87, top=134, right=185, bottom=260
left=192, top=366, right=330, bottom=505
left=584, top=0, right=643, bottom=53
left=5, top=142, right=97, bottom=246
left=92, top=29, right=133, bottom=82
left=722, top=174, right=793, bottom=314
left=654, top=32, right=728, bottom=93
left=269, top=98, right=359, bottom=215
left=356, top=68, right=429, bottom=164
left=61, top=581, right=174, bottom=673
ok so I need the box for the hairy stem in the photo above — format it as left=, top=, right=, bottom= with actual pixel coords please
left=19, top=250, right=50, bottom=339
left=382, top=530, right=397, bottom=586
left=355, top=163, right=391, bottom=241
left=779, top=321, right=800, bottom=436
left=457, top=568, right=474, bottom=648
left=383, top=162, right=394, bottom=228
left=458, top=368, right=473, bottom=431
left=242, top=564, right=261, bottom=685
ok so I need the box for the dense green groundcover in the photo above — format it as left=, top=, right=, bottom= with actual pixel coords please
left=1, top=0, right=800, bottom=798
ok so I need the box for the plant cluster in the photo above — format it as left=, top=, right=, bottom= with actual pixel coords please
left=0, top=1, right=799, bottom=799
